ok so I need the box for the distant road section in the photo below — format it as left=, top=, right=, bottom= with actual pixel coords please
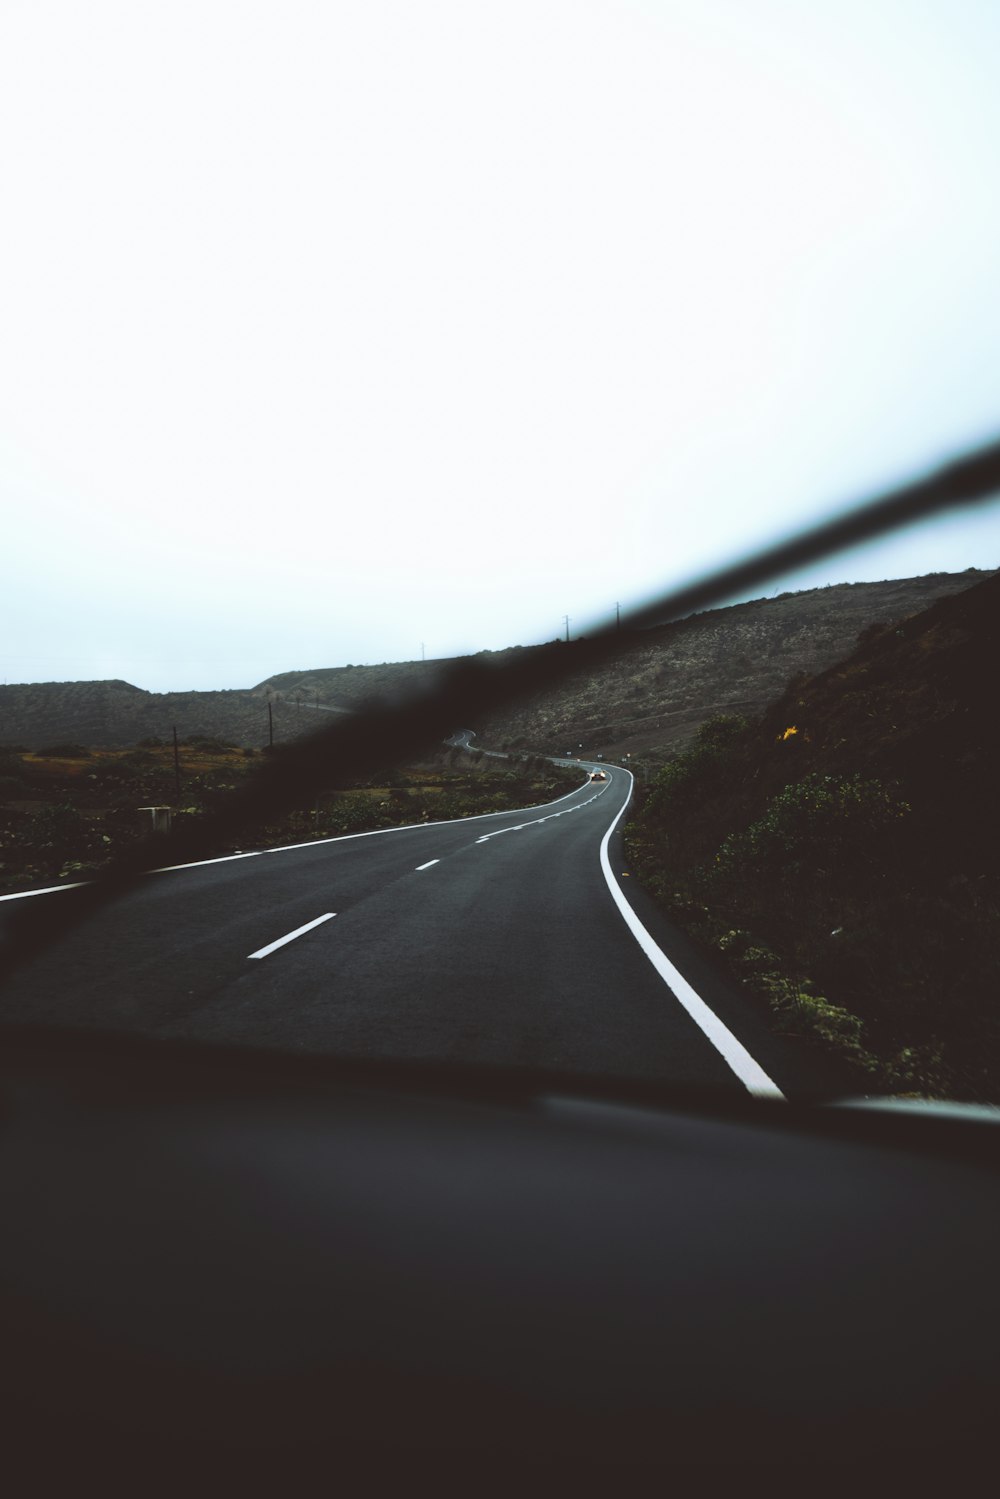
left=289, top=700, right=352, bottom=714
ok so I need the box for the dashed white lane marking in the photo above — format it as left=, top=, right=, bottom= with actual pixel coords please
left=247, top=912, right=336, bottom=960
left=415, top=859, right=440, bottom=871
left=474, top=785, right=607, bottom=842
left=598, top=771, right=783, bottom=1100
left=154, top=774, right=591, bottom=872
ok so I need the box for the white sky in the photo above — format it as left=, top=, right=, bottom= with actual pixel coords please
left=2, top=0, right=999, bottom=691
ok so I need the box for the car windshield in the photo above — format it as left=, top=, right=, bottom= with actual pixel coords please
left=2, top=0, right=999, bottom=1108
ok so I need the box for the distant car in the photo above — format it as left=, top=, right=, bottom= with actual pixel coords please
left=590, top=770, right=607, bottom=781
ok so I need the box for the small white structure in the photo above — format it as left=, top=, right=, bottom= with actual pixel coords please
left=138, top=806, right=172, bottom=834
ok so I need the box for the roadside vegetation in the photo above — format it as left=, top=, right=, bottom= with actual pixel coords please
left=0, top=740, right=579, bottom=897
left=625, top=571, right=1000, bottom=1101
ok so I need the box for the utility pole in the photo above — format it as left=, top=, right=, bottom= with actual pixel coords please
left=615, top=601, right=621, bottom=631
left=563, top=615, right=570, bottom=643
left=268, top=701, right=274, bottom=748
left=172, top=725, right=181, bottom=801
left=421, top=642, right=425, bottom=662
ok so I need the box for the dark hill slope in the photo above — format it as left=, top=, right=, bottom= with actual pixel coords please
left=628, top=571, right=1000, bottom=1099
left=756, top=570, right=1000, bottom=880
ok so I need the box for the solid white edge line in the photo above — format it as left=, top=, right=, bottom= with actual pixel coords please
left=0, top=881, right=90, bottom=902
left=247, top=912, right=336, bottom=960
left=599, top=769, right=784, bottom=1100
left=0, top=767, right=593, bottom=897
left=415, top=859, right=440, bottom=871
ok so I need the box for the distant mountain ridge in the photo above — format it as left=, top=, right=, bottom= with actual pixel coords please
left=1, top=570, right=992, bottom=752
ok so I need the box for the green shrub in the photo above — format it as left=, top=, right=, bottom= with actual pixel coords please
left=644, top=715, right=747, bottom=821
left=709, top=773, right=910, bottom=886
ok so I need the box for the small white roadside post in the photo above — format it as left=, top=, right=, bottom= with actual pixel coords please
left=138, top=806, right=172, bottom=834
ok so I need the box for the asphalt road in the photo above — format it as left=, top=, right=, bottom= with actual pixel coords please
left=0, top=768, right=843, bottom=1097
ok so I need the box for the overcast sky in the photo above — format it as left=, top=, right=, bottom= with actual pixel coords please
left=3, top=0, right=999, bottom=692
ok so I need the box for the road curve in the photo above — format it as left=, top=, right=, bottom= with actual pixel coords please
left=0, top=768, right=838, bottom=1096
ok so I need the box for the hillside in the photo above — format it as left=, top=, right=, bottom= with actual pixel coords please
left=0, top=662, right=467, bottom=751
left=0, top=680, right=305, bottom=752
left=625, top=570, right=1000, bottom=1099
left=475, top=570, right=994, bottom=761
left=0, top=570, right=991, bottom=752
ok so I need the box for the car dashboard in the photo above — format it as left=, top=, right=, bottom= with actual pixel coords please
left=1, top=1025, right=997, bottom=1492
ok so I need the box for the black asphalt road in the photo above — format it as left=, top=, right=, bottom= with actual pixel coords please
left=0, top=769, right=843, bottom=1096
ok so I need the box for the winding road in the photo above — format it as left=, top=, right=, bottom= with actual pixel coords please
left=0, top=766, right=839, bottom=1097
